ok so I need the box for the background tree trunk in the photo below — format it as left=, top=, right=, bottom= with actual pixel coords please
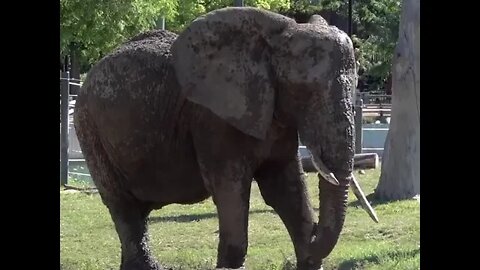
left=375, top=0, right=420, bottom=200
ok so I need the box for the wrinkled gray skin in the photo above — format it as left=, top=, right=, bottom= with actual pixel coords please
left=74, top=7, right=356, bottom=270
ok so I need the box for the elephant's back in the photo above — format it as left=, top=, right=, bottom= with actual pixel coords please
left=78, top=29, right=178, bottom=101
left=77, top=29, right=179, bottom=124
left=75, top=30, right=182, bottom=174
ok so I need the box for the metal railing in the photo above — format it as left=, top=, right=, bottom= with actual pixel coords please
left=60, top=71, right=84, bottom=186
left=355, top=92, right=392, bottom=155
left=358, top=92, right=392, bottom=105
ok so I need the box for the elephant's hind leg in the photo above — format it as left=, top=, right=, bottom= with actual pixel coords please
left=74, top=110, right=161, bottom=270
left=255, top=159, right=320, bottom=270
left=107, top=199, right=161, bottom=270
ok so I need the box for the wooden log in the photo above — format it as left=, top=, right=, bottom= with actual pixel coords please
left=354, top=153, right=379, bottom=169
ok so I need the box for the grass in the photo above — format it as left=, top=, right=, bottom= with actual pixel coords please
left=60, top=168, right=420, bottom=270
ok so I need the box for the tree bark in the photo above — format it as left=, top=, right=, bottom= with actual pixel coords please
left=375, top=0, right=420, bottom=200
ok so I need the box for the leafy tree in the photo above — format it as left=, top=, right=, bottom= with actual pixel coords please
left=166, top=0, right=206, bottom=33
left=61, top=0, right=291, bottom=72
left=350, top=0, right=401, bottom=84
left=60, top=0, right=400, bottom=86
left=60, top=0, right=177, bottom=71
left=246, top=0, right=291, bottom=10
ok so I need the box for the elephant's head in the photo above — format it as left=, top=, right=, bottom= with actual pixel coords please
left=172, top=7, right=360, bottom=264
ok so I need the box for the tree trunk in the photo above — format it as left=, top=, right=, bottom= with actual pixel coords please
left=375, top=0, right=420, bottom=201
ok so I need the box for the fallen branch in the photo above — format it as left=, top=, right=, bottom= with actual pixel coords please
left=63, top=184, right=98, bottom=193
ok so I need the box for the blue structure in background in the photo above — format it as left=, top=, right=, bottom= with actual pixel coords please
left=362, top=123, right=389, bottom=157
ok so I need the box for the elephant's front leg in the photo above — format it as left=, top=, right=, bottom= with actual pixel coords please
left=197, top=158, right=253, bottom=269
left=255, top=159, right=320, bottom=270
left=214, top=178, right=252, bottom=269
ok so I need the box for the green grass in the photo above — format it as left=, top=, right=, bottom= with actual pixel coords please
left=60, top=168, right=420, bottom=270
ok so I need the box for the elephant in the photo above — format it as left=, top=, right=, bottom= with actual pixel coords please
left=73, top=7, right=377, bottom=270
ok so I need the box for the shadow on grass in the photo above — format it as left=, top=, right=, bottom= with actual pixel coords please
left=337, top=248, right=420, bottom=270
left=148, top=208, right=276, bottom=223
left=148, top=192, right=408, bottom=224
left=280, top=259, right=297, bottom=270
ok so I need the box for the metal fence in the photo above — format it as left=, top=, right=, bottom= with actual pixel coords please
left=355, top=92, right=392, bottom=156
left=60, top=71, right=87, bottom=185
left=359, top=92, right=392, bottom=105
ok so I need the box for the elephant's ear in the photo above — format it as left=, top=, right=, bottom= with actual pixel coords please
left=171, top=8, right=290, bottom=140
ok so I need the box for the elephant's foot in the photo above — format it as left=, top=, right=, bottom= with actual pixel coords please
left=297, top=266, right=323, bottom=270
left=297, top=259, right=323, bottom=270
left=106, top=201, right=161, bottom=270
left=120, top=256, right=167, bottom=270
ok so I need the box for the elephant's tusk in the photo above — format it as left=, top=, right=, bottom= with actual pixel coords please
left=350, top=174, right=379, bottom=223
left=315, top=159, right=340, bottom=186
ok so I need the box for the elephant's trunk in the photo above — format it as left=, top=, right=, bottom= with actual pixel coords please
left=297, top=96, right=355, bottom=266
left=308, top=170, right=351, bottom=265
left=294, top=26, right=357, bottom=265
left=300, top=68, right=356, bottom=266
left=302, top=110, right=355, bottom=265
left=299, top=93, right=355, bottom=265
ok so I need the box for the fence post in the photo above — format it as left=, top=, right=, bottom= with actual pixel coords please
left=157, top=17, right=165, bottom=30
left=354, top=98, right=363, bottom=154
left=60, top=71, right=70, bottom=186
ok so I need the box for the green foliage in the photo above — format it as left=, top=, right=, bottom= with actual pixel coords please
left=165, top=0, right=206, bottom=33
left=352, top=0, right=401, bottom=82
left=61, top=0, right=401, bottom=87
left=60, top=0, right=177, bottom=66
left=61, top=0, right=291, bottom=68
left=322, top=0, right=401, bottom=87
left=247, top=0, right=291, bottom=11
